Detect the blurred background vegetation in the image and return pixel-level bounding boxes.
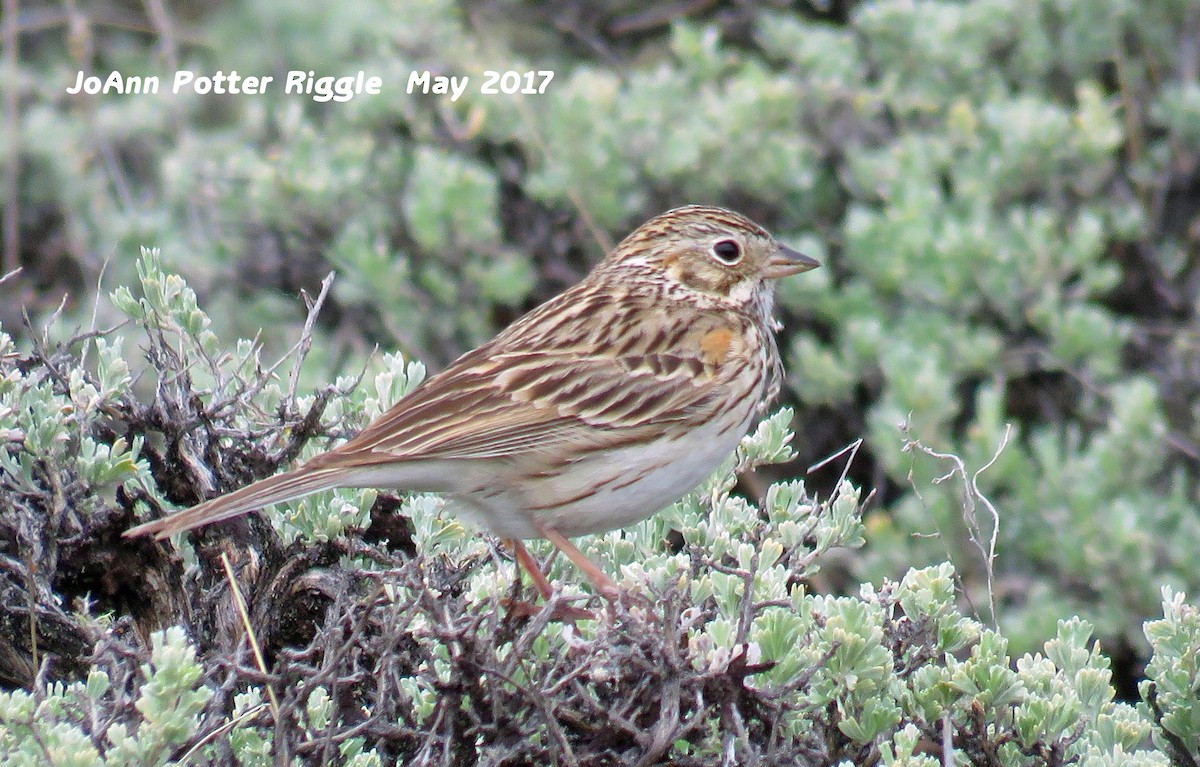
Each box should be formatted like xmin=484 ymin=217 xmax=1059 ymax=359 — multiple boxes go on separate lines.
xmin=3 ymin=0 xmax=1199 ymax=717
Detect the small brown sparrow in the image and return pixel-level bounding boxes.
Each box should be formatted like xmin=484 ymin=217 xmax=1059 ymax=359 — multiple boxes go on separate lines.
xmin=125 ymin=205 xmax=819 ymax=602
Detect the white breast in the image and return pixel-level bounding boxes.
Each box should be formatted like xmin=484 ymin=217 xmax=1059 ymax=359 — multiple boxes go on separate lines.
xmin=454 ymin=409 xmax=754 ymax=539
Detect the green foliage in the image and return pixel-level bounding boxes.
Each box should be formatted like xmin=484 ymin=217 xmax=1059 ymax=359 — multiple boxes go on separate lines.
xmin=5 ymin=0 xmax=1200 ymax=762
xmin=112 ymin=627 xmax=213 ymax=762
xmin=762 ymin=0 xmax=1194 ymax=657
xmin=0 ymin=628 xmax=212 ymax=767
xmin=0 ymin=320 xmax=151 ymax=521
xmin=12 ymin=0 xmax=1198 ymax=649
xmin=0 ymin=255 xmax=1184 ymax=764
xmin=1141 ymin=588 xmax=1200 ymax=763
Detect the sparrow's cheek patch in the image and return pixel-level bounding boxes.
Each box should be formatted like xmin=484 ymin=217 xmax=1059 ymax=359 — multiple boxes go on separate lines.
xmin=666 ymin=256 xmax=718 ymax=293
xmin=664 ymin=259 xmax=689 ymax=286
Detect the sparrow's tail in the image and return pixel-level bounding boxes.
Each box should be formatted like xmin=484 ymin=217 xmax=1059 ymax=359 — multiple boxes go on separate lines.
xmin=123 ymin=465 xmax=346 ymax=540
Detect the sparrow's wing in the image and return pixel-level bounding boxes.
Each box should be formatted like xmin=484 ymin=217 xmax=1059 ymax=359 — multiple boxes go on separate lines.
xmin=333 ymin=353 xmax=705 ymax=462
xmin=321 ymin=290 xmax=757 ymax=466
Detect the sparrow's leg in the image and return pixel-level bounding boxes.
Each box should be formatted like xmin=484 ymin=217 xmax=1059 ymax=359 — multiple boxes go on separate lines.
xmin=504 ymin=538 xmax=595 ymax=621
xmin=506 ymin=538 xmax=555 ymax=600
xmin=537 ymin=525 xmax=620 ymax=602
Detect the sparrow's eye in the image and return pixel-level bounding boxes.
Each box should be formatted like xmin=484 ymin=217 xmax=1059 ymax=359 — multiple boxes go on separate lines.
xmin=710 ymin=239 xmax=742 ymax=264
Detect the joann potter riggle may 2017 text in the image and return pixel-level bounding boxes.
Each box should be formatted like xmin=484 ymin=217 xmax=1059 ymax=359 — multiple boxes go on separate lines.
xmin=66 ymin=70 xmax=383 ymax=102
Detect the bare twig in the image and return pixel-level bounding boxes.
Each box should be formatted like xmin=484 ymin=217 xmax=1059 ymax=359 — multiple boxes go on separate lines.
xmin=608 ymin=0 xmax=719 ymax=35
xmin=808 ymin=436 xmax=864 ymax=506
xmin=2 ymin=0 xmax=19 ymax=274
xmin=286 ymin=271 xmax=335 ymax=404
xmin=143 ymin=0 xmax=179 ymax=72
xmin=464 ymin=8 xmax=612 ymax=255
xmin=901 ymin=419 xmax=1012 ymax=630
xmin=1146 ymin=683 xmax=1200 ymax=767
xmin=177 ymin=703 xmax=269 ymax=766
xmin=942 ymin=711 xmax=955 ymax=767
xmin=220 ymin=552 xmax=281 ymax=724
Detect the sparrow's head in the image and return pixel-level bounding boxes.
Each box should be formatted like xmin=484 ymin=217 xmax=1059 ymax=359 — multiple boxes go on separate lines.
xmin=607 ymin=205 xmax=819 ymax=308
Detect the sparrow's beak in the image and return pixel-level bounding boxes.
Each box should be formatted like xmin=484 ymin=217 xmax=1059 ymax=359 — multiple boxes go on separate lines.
xmin=765 ymin=244 xmax=820 ymax=279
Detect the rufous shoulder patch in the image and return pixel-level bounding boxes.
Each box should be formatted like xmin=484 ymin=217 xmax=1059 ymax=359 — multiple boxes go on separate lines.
xmin=699 ymin=327 xmax=735 ymax=366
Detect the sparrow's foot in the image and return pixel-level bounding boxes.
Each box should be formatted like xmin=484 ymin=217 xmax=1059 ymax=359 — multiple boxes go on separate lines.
xmin=501 ymin=596 xmax=596 ymax=622
xmin=504 ymin=538 xmax=596 ymax=621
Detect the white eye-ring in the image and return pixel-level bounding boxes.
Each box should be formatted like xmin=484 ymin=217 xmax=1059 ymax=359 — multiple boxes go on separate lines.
xmin=710 ymin=239 xmax=742 ymax=264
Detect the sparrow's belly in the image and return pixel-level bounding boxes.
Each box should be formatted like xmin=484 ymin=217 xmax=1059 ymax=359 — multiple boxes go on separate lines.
xmin=457 ymin=411 xmax=753 ymax=540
